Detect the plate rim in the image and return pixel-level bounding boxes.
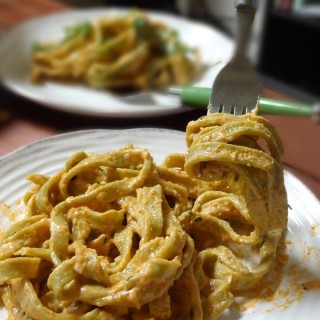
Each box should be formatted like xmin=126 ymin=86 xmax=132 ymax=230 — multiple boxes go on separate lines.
xmin=0 ymin=127 xmax=319 ymax=320
xmin=0 ymin=127 xmax=318 ymax=204
xmin=0 ymin=128 xmax=185 ymax=167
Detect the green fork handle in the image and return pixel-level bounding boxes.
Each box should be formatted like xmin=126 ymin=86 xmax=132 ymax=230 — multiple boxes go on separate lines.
xmin=176 ymin=86 xmax=316 ymax=118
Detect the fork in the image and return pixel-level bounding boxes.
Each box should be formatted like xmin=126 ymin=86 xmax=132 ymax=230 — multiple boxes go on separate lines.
xmin=208 ymin=0 xmax=260 ymax=115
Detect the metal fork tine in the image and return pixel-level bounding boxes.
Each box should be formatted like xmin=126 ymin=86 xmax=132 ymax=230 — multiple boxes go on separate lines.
xmin=222 ymin=105 xmax=233 ymax=114
xmin=207 ymin=0 xmax=260 ymax=116
xmin=234 ymin=106 xmax=245 ymax=115
xmin=210 ymin=105 xmax=222 ymax=113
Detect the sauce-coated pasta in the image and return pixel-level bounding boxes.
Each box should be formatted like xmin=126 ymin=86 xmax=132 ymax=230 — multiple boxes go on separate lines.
xmin=31 ymin=9 xmax=200 ymax=91
xmin=0 ymin=113 xmax=288 ymax=319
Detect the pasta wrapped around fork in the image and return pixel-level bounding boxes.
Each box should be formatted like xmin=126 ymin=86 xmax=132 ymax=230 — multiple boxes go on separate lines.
xmin=182 ymin=113 xmax=287 ymax=318
xmin=0 ymin=114 xmax=287 ymax=319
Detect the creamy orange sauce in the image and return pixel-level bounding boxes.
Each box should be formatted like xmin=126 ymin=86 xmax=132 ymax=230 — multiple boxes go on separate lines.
xmin=301 ymin=280 xmax=320 ymax=291
xmin=0 ymin=200 xmax=25 ymax=241
xmin=311 ymin=223 xmax=320 ymax=237
xmin=233 ymin=234 xmax=320 ymax=314
xmin=0 ymin=200 xmax=14 ymax=221
xmin=233 ymin=236 xmax=289 ymax=312
xmin=0 ymin=200 xmax=13 ymax=237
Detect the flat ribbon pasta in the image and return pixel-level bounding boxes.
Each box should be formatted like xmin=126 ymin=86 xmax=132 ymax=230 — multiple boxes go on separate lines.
xmin=0 ymin=114 xmax=288 ymax=320
xmin=31 ymin=9 xmax=200 ymax=90
xmin=182 ymin=113 xmax=287 ymax=319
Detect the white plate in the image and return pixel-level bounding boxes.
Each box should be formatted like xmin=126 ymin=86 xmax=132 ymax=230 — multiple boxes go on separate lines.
xmin=0 ymin=129 xmax=319 ymax=319
xmin=0 ymin=8 xmax=233 ymax=118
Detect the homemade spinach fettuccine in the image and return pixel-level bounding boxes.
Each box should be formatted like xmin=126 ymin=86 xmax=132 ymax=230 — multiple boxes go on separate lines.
xmin=31 ymin=9 xmax=200 ymax=90
xmin=0 ymin=113 xmax=288 ymax=319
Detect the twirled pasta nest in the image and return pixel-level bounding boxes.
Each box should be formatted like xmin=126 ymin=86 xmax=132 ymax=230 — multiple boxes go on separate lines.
xmin=0 ymin=113 xmax=288 ymax=319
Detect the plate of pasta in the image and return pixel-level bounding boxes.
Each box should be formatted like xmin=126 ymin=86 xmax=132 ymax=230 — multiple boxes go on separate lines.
xmin=0 ymin=7 xmax=233 ymax=118
xmin=0 ymin=113 xmax=319 ymax=320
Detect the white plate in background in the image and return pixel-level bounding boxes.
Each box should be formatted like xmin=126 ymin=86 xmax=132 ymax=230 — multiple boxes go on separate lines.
xmin=0 ymin=128 xmax=319 ymax=319
xmin=0 ymin=8 xmax=233 ymax=118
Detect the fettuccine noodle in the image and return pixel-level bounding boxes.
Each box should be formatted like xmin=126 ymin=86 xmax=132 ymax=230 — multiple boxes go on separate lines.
xmin=31 ymin=9 xmax=200 ymax=90
xmin=0 ymin=113 xmax=287 ymax=319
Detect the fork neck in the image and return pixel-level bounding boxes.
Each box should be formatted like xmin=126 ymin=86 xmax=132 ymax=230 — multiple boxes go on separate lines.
xmin=233 ymin=1 xmax=257 ymax=59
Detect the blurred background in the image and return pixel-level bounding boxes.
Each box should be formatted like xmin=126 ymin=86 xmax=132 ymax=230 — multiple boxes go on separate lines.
xmin=61 ymin=0 xmax=320 ymax=104
xmin=0 ymin=0 xmax=319 ymax=197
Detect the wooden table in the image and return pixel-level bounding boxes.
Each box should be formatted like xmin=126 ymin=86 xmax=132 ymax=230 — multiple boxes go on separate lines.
xmin=0 ymin=0 xmax=319 ymax=199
